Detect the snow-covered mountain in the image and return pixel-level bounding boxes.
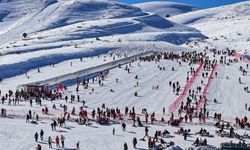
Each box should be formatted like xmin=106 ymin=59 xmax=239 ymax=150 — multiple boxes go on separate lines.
xmin=170 ymin=1 xmax=250 ymax=25
xmin=0 ymin=1 xmax=250 ymax=150
xmin=170 ymin=1 xmax=250 ymax=54
xmin=0 ymin=0 xmax=206 ymax=79
xmin=0 ymin=0 xmax=204 ymax=44
xmin=133 ymin=1 xmax=199 ymax=18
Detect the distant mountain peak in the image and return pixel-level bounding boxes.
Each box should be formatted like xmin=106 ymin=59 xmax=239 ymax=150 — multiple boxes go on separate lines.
xmin=133 ymin=1 xmax=199 ymax=18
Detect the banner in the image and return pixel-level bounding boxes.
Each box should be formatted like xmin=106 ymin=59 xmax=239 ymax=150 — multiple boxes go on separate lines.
xmin=58 ymin=83 xmax=63 ymax=91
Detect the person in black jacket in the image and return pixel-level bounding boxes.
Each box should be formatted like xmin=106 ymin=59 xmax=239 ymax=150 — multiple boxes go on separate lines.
xmin=124 ymin=142 xmax=128 ymax=150
xmin=34 ymin=132 xmax=38 ymax=142
xmin=40 ymin=129 xmax=44 ymax=140
xmin=133 ymin=138 xmax=137 ymax=148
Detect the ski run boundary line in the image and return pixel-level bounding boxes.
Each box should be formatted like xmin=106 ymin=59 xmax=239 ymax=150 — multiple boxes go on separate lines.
xmin=168 ymin=60 xmax=204 ymax=114
xmin=196 ymin=63 xmax=217 ymax=110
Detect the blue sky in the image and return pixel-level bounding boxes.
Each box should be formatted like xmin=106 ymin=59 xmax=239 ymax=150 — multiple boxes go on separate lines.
xmin=117 ymin=0 xmax=247 ymax=8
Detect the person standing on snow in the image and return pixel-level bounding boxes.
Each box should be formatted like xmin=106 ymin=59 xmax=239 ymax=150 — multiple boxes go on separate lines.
xmin=76 ymin=141 xmax=80 ymax=150
xmin=48 ymin=136 xmax=52 ymax=148
xmin=26 ymin=114 xmax=30 ymax=123
xmin=145 ymin=127 xmax=149 ymax=136
xmin=53 ymin=120 xmax=57 ymax=131
xmin=124 ymin=142 xmax=128 ymax=150
xmin=40 ymin=129 xmax=44 ymax=140
xmin=113 ymin=127 xmax=115 ymax=135
xmin=133 ymin=137 xmax=137 ymax=148
xmin=60 ymin=135 xmax=65 ymax=148
xmin=29 ymin=110 xmax=32 ymax=119
xmin=50 ymin=122 xmax=54 ymax=131
xmin=122 ymin=123 xmax=126 ymax=132
xmin=34 ymin=132 xmax=39 ymax=142
xmin=183 ymin=130 xmax=187 ymax=140
xmin=55 ymin=136 xmax=60 ymax=148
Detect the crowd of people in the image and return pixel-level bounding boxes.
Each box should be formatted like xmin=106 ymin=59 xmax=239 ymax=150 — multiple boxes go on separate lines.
xmin=0 ymin=49 xmax=249 ymax=149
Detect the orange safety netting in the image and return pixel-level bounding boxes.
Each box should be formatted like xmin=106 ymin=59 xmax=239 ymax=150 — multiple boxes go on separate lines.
xmin=196 ymin=63 xmax=217 ymax=110
xmin=168 ymin=60 xmax=204 ymax=114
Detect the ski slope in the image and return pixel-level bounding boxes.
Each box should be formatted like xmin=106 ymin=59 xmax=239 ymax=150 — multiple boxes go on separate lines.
xmin=0 ymin=0 xmax=250 ymax=149
xmin=0 ymin=51 xmax=249 ymax=150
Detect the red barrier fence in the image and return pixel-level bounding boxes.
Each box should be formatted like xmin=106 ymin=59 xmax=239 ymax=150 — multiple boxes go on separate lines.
xmin=233 ymin=51 xmax=250 ymax=64
xmin=168 ymin=60 xmax=204 ymax=114
xmin=195 ymin=63 xmax=217 ymax=110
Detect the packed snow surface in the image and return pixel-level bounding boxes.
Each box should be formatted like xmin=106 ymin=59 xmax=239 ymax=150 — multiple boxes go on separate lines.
xmin=0 ymin=0 xmax=250 ymax=150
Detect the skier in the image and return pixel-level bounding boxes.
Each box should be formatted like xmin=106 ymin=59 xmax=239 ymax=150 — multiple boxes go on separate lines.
xmin=34 ymin=132 xmax=39 ymax=142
